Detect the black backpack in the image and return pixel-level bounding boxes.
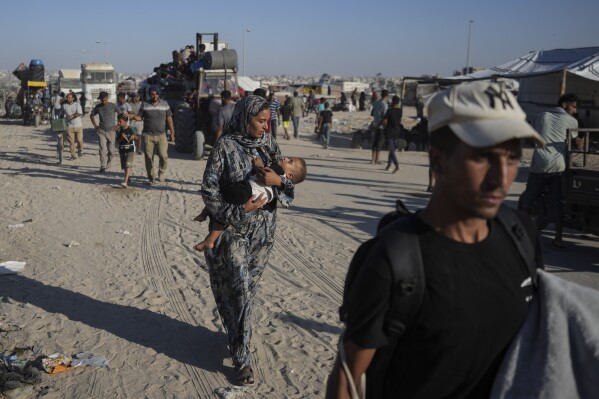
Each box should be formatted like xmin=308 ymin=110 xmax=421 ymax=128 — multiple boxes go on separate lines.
xmin=339 ymin=200 xmax=539 ymax=399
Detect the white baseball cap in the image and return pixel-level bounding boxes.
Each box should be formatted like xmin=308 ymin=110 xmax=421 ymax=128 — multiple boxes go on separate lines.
xmin=427 ymin=82 xmax=545 ymax=147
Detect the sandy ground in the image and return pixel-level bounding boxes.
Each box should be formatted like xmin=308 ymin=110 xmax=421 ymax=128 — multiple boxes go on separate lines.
xmin=1 ymin=109 xmax=599 ymax=399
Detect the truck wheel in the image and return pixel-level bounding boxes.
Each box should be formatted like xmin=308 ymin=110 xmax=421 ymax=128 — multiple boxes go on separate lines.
xmin=194 ymin=131 xmax=205 ymax=160
xmin=174 ymin=102 xmax=196 ymax=153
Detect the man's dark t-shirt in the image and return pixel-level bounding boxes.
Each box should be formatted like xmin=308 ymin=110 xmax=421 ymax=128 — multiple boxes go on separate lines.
xmin=280 ymin=104 xmax=291 ymax=121
xmin=117 ymin=126 xmax=137 ymax=153
xmin=91 ymin=102 xmax=117 ymax=131
xmin=321 ymin=109 xmax=333 ymax=124
xmin=344 ymin=215 xmax=539 ymax=399
xmin=383 ymin=108 xmax=403 ymax=140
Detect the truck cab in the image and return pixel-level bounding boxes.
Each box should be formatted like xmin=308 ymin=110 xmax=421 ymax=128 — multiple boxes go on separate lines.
xmin=58 ymin=69 xmax=82 ymax=98
xmin=81 ymin=63 xmax=117 ymax=112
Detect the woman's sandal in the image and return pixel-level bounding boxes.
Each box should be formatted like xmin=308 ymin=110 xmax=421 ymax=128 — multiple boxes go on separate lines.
xmin=235 ymin=367 xmax=254 ymax=385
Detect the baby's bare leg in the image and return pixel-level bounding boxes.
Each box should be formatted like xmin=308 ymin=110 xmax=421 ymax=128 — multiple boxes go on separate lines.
xmin=194 ymin=222 xmax=225 ymax=252
xmin=193 ymin=207 xmax=209 ymax=222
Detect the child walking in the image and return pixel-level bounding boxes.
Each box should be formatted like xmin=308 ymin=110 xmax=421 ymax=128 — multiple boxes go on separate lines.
xmin=280 ymin=97 xmax=292 ymax=140
xmin=318 ymin=102 xmax=333 ymax=149
xmin=115 ymin=113 xmax=139 ymax=188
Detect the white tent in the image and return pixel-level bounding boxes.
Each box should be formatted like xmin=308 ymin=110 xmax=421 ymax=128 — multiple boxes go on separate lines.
xmin=445 ymin=47 xmax=599 ymax=126
xmin=237 ymin=76 xmax=261 ymax=93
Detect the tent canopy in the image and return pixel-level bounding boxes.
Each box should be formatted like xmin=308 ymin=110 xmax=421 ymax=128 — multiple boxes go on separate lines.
xmin=237 ymin=76 xmax=261 ymax=93
xmin=447 ymin=46 xmax=599 ymax=81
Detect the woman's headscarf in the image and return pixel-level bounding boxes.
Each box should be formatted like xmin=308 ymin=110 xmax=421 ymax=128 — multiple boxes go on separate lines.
xmin=227 ymin=95 xmax=269 ymax=148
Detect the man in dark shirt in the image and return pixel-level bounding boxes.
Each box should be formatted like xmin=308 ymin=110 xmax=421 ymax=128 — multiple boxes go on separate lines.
xmin=318 ymin=102 xmax=333 ymax=149
xmin=381 ymin=95 xmax=403 ymax=173
xmin=216 ymin=90 xmax=235 ymax=140
xmin=90 ymin=91 xmax=118 ymax=173
xmin=130 ymin=86 xmax=175 ymax=184
xmin=327 ymin=82 xmax=546 ymax=399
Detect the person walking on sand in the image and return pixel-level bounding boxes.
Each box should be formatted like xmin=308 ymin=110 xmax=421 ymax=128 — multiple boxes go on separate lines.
xmin=370 ymin=89 xmax=388 ymax=165
xmin=291 ymin=90 xmax=304 ymax=139
xmin=199 ymin=95 xmax=296 ymax=386
xmin=52 ymin=91 xmax=64 ymax=119
xmin=114 ymin=113 xmax=140 ymax=188
xmin=319 ymin=102 xmax=333 ymax=149
xmin=280 ymin=97 xmax=292 ymax=140
xmin=90 ymin=91 xmax=118 ymax=173
xmin=359 ymin=91 xmax=366 ymax=112
xmin=129 ymin=93 xmax=144 ymax=154
xmin=116 ymin=92 xmax=132 ymax=115
xmin=130 ymin=86 xmax=175 ymax=185
xmin=62 ymin=92 xmax=84 ymax=160
xmin=79 ymin=93 xmax=87 ymax=115
xmin=268 ymin=92 xmax=281 ymax=140
xmin=326 ymin=82 xmax=545 ymax=399
xmin=215 ymin=90 xmax=235 ymax=140
xmin=518 ymin=93 xmax=579 ymax=248
xmin=381 ymin=95 xmax=403 ymax=173
xmin=194 ymin=156 xmax=306 ymax=252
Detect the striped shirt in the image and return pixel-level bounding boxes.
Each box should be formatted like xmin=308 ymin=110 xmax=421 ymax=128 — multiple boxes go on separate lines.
xmin=269 ymin=100 xmax=280 ymax=120
xmin=139 ymin=99 xmax=172 ymax=135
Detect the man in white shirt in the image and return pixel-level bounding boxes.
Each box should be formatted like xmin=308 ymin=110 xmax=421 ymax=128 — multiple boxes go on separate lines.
xmin=62 ymin=92 xmax=84 ymax=160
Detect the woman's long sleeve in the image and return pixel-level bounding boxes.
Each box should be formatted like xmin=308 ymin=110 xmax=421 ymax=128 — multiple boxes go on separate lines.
xmin=200 ymin=141 xmax=251 ymax=228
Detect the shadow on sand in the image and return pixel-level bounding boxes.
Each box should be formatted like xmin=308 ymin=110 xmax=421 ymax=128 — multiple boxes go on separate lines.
xmin=1 ymin=275 xmax=228 ymax=371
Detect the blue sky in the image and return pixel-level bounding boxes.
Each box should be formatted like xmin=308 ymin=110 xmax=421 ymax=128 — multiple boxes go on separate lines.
xmin=1 ymin=0 xmax=597 ymax=77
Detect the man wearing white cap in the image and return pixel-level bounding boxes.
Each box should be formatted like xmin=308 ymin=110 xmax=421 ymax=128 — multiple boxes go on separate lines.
xmin=327 ymin=82 xmax=546 ymax=399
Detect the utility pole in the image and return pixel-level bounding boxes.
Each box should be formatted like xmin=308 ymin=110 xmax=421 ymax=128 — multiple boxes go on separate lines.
xmin=243 ymin=29 xmax=250 ymax=76
xmin=465 ymin=19 xmax=474 ymax=75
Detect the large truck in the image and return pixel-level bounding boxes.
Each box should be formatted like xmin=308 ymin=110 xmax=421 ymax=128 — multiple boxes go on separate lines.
xmin=81 ymin=63 xmax=117 ymax=112
xmin=58 ymin=69 xmax=82 ymax=96
xmin=173 ymin=33 xmax=239 ymax=159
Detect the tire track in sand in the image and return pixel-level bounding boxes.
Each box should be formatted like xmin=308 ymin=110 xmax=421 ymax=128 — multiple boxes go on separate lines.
xmin=274 ymin=236 xmax=344 ymax=305
xmin=140 ymin=192 xmax=227 ymax=397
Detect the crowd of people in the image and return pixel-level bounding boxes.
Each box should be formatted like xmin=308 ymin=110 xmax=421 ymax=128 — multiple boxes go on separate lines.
xmin=189 ymin=83 xmax=586 ymax=395
xmin=11 ymin=71 xmax=589 ymax=396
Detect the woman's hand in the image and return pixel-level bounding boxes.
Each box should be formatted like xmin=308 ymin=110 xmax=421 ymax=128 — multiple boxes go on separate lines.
xmin=252 ymin=157 xmax=265 ymax=169
xmin=244 ymin=194 xmax=268 ymax=213
xmin=256 ymin=167 xmax=282 ymax=188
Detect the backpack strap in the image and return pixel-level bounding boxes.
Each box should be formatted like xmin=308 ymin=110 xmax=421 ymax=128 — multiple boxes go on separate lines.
xmin=495 ymin=205 xmax=538 ymax=288
xmin=378 ymin=214 xmax=425 ymax=338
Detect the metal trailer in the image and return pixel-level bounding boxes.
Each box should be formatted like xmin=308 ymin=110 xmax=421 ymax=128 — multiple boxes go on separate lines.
xmin=564 ymin=128 xmax=599 ymax=235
